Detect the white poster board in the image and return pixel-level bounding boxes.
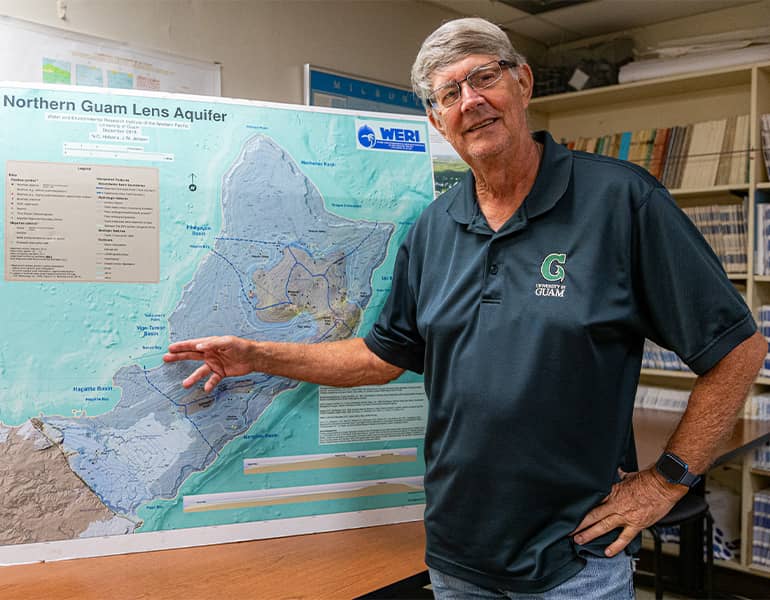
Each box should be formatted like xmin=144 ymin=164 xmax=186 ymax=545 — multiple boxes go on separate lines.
xmin=0 ymin=15 xmax=220 ymax=95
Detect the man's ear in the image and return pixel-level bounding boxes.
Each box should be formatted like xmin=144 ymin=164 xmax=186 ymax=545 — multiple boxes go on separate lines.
xmin=517 ymin=64 xmax=534 ymax=109
xmin=428 ymin=108 xmax=446 ymax=138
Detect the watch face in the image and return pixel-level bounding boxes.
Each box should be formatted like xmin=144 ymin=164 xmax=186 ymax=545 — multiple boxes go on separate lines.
xmin=657 ymin=454 xmax=687 ymax=482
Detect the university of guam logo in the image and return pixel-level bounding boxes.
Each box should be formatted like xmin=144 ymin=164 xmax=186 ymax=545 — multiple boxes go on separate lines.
xmin=535 ymin=253 xmax=567 ymax=297
xmin=540 ymin=253 xmax=566 ymax=282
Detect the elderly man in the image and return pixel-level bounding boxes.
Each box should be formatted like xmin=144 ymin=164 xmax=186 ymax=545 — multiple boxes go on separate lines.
xmin=165 ymin=17 xmax=766 ymax=598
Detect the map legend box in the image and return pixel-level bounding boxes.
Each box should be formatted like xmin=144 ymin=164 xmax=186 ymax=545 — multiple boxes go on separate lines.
xmin=5 ymin=160 xmax=159 ymax=282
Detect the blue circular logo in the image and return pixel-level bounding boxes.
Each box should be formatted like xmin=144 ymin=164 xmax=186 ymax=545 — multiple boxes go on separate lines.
xmin=357 ymin=125 xmax=376 ymax=148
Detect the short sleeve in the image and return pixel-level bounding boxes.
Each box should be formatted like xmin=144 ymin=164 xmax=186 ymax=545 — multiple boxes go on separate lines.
xmin=633 ymin=187 xmax=756 ymax=375
xmin=363 ymin=232 xmax=426 ymax=374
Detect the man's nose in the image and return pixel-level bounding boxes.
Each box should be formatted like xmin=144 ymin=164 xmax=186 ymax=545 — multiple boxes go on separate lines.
xmin=459 ymin=80 xmax=484 ymax=109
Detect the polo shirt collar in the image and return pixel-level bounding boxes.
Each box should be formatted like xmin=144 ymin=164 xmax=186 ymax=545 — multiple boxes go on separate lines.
xmin=446 ymin=130 xmax=573 ymax=233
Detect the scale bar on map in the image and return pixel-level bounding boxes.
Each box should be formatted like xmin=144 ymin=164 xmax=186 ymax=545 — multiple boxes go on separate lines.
xmin=243 ymin=448 xmax=417 ymax=474
xmin=63 ymin=142 xmax=174 ymax=162
xmin=183 ymin=476 xmax=425 ymax=512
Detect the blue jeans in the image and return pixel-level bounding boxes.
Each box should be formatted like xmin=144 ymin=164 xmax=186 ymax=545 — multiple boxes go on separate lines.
xmin=429 ymin=553 xmax=635 ymax=599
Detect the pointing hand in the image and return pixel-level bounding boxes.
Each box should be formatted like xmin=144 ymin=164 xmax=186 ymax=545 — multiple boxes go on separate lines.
xmin=163 ymin=336 xmax=256 ymax=392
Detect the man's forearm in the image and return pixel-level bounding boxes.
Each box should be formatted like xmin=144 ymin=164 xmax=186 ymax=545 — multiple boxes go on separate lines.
xmin=251 ymin=337 xmax=405 ymax=387
xmin=663 ymin=330 xmax=766 ymax=474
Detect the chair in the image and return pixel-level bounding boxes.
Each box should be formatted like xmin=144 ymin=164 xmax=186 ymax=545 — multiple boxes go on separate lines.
xmin=648 ymin=492 xmax=714 ymax=599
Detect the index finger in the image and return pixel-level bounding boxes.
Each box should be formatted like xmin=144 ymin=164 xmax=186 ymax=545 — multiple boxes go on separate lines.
xmin=167 ymin=338 xmax=212 ymax=353
xmin=163 ymin=350 xmax=205 ymax=364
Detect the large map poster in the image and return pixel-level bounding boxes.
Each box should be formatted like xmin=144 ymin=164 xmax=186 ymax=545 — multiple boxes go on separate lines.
xmin=0 ymin=83 xmax=432 ymax=563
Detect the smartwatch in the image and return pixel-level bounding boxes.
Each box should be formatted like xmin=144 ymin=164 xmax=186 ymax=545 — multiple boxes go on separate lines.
xmin=655 ymin=451 xmax=701 ymax=487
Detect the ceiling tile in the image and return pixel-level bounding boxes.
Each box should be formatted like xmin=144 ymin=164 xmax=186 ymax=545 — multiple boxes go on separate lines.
xmin=428 ymin=0 xmax=760 ymax=46
xmin=531 ymin=0 xmax=758 ymax=40
xmin=503 ymin=15 xmax=581 ymax=45
xmin=498 ymin=0 xmax=593 ymax=15
xmin=537 ymin=0 xmax=650 ymax=39
xmin=425 ymin=0 xmax=529 ymax=23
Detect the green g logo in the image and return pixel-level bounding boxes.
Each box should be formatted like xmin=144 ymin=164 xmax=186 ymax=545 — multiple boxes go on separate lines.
xmin=540 ymin=253 xmax=566 ymax=282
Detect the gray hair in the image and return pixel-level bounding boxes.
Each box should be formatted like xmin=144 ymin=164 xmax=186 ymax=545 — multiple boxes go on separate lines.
xmin=411 ymin=18 xmax=527 ymax=107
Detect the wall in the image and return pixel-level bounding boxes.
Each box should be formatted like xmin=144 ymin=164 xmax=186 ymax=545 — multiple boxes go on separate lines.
xmin=0 ymin=0 xmax=504 ymax=104
xmin=624 ymin=0 xmax=770 ymax=54
xmin=2 ymin=1 xmax=765 ymax=106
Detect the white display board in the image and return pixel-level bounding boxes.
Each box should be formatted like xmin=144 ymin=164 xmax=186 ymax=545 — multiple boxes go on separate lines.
xmin=0 ymin=15 xmax=220 ymax=95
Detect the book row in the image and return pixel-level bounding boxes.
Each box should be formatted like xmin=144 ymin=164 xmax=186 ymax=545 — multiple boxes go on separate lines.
xmin=745 ymin=394 xmax=770 ymax=422
xmin=565 ymin=115 xmax=750 ymax=189
xmin=636 ymin=384 xmax=770 ymax=422
xmin=635 ymin=385 xmax=689 ymax=412
xmin=761 ymin=114 xmax=770 ymax=181
xmin=756 ymin=443 xmax=770 ymax=471
xmin=754 ymin=205 xmax=770 ymax=276
xmin=753 ymin=488 xmax=770 ymax=568
xmin=682 ymin=204 xmax=747 ymax=274
xmin=642 ymin=339 xmax=689 ymax=372
xmin=758 ymin=306 xmax=770 ymax=377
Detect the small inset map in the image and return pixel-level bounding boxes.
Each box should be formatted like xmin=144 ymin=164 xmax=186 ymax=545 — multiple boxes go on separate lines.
xmin=107 ymin=70 xmax=133 ymax=89
xmin=42 ymin=58 xmax=71 ymax=84
xmin=76 ymin=64 xmax=104 ymax=87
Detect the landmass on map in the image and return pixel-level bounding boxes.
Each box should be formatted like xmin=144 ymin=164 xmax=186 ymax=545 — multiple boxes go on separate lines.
xmin=251 ymin=245 xmax=360 ymax=337
xmin=0 ymin=134 xmax=394 ymax=544
xmin=0 ymin=421 xmax=134 ymax=544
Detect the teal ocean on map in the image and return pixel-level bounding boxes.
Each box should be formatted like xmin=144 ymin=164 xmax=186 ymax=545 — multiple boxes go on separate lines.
xmin=0 ymin=85 xmax=432 ymax=548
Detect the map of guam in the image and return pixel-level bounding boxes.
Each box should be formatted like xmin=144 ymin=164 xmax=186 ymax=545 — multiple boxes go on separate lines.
xmin=0 ymin=133 xmax=397 ymax=544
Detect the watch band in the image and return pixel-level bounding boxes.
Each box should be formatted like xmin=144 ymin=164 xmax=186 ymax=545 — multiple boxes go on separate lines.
xmin=677 ymin=469 xmax=701 ymax=487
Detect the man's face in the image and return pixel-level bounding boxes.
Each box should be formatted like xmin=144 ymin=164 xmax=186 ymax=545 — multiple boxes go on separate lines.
xmin=427 ymin=53 xmax=533 ymax=164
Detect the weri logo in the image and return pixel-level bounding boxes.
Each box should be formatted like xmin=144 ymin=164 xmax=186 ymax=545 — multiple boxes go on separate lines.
xmin=535 ymin=253 xmax=567 ymax=298
xmin=355 ymin=119 xmax=427 ymax=153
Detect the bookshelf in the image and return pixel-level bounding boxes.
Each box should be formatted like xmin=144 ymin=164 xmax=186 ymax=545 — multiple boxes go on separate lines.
xmin=529 ymin=61 xmax=770 ymax=577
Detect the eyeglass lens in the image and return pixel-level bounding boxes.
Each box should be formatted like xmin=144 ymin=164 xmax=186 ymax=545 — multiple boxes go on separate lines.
xmin=430 ymin=61 xmax=507 ymax=109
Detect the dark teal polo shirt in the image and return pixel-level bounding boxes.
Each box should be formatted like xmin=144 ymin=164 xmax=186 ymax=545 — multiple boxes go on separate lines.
xmin=363 ymin=130 xmax=756 ymax=592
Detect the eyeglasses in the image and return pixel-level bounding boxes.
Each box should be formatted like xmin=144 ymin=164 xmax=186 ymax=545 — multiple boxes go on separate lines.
xmin=426 ymin=60 xmax=517 ymax=111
